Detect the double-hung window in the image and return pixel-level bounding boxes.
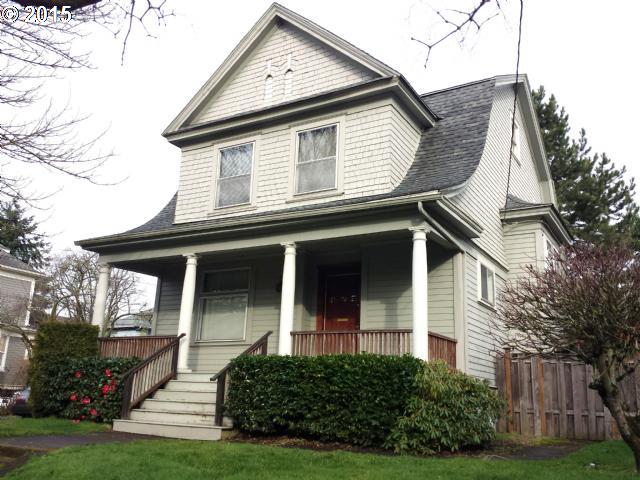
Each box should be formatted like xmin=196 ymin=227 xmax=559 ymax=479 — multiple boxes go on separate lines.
xmin=478 ymin=261 xmax=496 ymax=306
xmin=216 ymin=142 xmax=254 ymax=208
xmin=295 ymin=124 xmax=338 ymax=194
xmin=198 ymin=269 xmax=250 ymax=342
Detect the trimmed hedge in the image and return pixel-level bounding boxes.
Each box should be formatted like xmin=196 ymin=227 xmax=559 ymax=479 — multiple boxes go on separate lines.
xmin=41 ymin=356 xmax=139 ymax=422
xmin=386 ymin=361 xmax=505 ymax=454
xmin=226 ymin=354 xmax=422 ymax=447
xmin=30 ymin=321 xmax=99 ymax=416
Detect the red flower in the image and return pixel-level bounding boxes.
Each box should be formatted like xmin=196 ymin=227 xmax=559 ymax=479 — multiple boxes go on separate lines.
xmin=80 ymin=415 xmax=86 ymax=420
xmin=69 ymin=393 xmax=77 ymax=402
xmin=102 ymin=385 xmax=110 ymax=395
xmin=104 ymin=368 xmax=112 ymax=377
xmin=81 ymin=397 xmax=90 ymax=405
xmin=74 ymin=371 xmax=82 ymax=379
xmin=89 ymin=408 xmax=97 ymax=416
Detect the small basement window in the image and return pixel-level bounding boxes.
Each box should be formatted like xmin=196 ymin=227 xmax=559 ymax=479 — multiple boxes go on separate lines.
xmin=295 ymin=124 xmax=338 ymax=194
xmin=478 ymin=260 xmax=495 ymax=306
xmin=215 ymin=142 xmax=254 ymax=208
xmin=198 ymin=269 xmax=250 ymax=342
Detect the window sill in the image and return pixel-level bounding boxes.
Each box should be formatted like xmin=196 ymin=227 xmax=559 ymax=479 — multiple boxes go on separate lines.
xmin=286 ymin=189 xmax=343 ymax=204
xmin=477 ymin=299 xmax=497 ymax=311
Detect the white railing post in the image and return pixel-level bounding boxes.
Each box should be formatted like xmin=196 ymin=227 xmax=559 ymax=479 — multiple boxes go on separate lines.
xmin=278 ymin=242 xmax=297 ymax=355
xmin=177 ymin=253 xmax=198 ymax=372
xmin=410 ymin=227 xmax=429 ymax=360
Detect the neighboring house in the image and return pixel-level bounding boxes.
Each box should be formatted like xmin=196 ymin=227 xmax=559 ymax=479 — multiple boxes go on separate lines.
xmin=110 ymin=310 xmax=153 ymax=337
xmin=0 ymin=245 xmax=41 ymax=391
xmin=77 ymin=4 xmax=570 ymax=439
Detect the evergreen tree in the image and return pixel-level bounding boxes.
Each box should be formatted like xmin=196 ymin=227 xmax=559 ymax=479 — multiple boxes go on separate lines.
xmin=532 ymin=87 xmax=640 ymax=247
xmin=0 ymin=199 xmax=50 ymax=269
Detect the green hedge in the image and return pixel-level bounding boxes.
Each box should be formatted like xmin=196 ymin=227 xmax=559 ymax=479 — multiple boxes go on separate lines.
xmin=386 ymin=361 xmax=505 ymax=454
xmin=30 ymin=321 xmax=99 ymax=416
xmin=226 ymin=354 xmax=422 ymax=447
xmin=44 ymin=357 xmax=139 ymax=422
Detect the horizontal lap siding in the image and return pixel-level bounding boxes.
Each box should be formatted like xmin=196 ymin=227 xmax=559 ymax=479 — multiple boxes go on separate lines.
xmin=0 ymin=335 xmax=28 ymax=387
xmin=504 ymin=224 xmax=539 ymax=281
xmin=194 ymin=22 xmax=375 ymax=125
xmin=464 ymin=252 xmax=503 ymax=384
xmin=188 ymin=256 xmax=281 ymax=374
xmin=0 ymin=275 xmax=32 ymax=319
xmin=450 ymin=85 xmax=546 ymax=267
xmin=363 ymin=243 xmax=454 ymax=335
xmin=154 ymin=274 xmax=182 ymax=336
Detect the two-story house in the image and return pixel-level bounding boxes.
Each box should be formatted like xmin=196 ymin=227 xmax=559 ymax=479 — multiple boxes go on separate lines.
xmin=77 ymin=3 xmax=570 ymax=439
xmin=0 ymin=245 xmax=40 ymax=392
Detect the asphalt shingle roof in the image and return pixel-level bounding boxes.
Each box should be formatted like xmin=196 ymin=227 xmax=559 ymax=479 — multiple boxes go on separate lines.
xmin=504 ymin=194 xmax=550 ymax=210
xmin=101 ymin=77 xmax=498 ymax=239
xmin=0 ymin=247 xmax=39 ymax=274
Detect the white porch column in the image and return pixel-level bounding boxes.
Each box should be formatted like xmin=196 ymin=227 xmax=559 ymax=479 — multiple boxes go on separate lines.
xmin=91 ymin=263 xmax=111 ymax=334
xmin=177 ymin=253 xmax=198 ymax=372
xmin=411 ymin=228 xmax=429 ymax=360
xmin=278 ymin=242 xmax=297 ymax=355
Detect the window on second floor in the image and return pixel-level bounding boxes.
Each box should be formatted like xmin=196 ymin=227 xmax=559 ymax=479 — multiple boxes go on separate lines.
xmin=295 ymin=124 xmax=338 ymax=195
xmin=215 ymin=142 xmax=254 ymax=208
xmin=478 ymin=260 xmax=496 ymax=307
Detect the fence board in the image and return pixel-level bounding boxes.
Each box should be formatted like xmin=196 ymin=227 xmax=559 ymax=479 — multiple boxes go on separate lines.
xmin=497 ymin=352 xmax=635 ymax=441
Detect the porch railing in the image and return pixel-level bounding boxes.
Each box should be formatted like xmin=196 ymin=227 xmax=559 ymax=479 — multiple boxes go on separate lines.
xmin=99 ymin=335 xmax=178 ymax=359
xmin=290 ymin=329 xmax=457 ymax=368
xmin=210 ymin=330 xmax=273 ymax=427
xmin=119 ymin=333 xmax=185 ymax=419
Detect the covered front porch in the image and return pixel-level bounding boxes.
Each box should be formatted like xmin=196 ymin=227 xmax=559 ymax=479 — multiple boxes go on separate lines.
xmin=89 ymin=203 xmax=470 ymax=374
xmin=94 ymin=233 xmax=463 ymax=372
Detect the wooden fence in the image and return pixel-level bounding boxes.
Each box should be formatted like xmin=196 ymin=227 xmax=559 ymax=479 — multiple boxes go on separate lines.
xmin=496 ymin=350 xmax=639 ymax=440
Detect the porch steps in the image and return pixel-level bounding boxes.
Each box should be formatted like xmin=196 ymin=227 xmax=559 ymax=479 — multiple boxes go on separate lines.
xmin=113 ymin=372 xmax=233 ymax=441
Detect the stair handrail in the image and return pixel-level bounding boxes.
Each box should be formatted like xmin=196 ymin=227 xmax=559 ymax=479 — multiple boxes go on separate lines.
xmin=120 ymin=333 xmax=186 ymax=419
xmin=210 ymin=330 xmax=273 ymax=427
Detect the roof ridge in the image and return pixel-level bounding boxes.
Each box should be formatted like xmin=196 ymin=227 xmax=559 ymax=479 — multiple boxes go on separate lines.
xmin=420 ymin=76 xmax=497 ymax=97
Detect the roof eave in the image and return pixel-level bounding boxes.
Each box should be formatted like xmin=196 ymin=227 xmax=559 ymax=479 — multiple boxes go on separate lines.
xmin=76 ymin=190 xmax=443 ymax=251
xmin=501 ymin=204 xmax=572 ymax=244
xmin=0 ymin=263 xmax=43 ymax=279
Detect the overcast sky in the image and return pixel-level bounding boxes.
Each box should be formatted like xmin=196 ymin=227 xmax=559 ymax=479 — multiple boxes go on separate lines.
xmin=24 ymin=0 xmax=640 ymax=301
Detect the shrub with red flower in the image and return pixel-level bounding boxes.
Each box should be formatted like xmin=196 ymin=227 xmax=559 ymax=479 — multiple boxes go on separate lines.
xmin=53 ymin=357 xmax=139 ymax=423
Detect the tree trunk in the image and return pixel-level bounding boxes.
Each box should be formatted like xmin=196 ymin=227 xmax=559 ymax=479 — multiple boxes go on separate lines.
xmin=595 ymin=355 xmax=640 ymax=473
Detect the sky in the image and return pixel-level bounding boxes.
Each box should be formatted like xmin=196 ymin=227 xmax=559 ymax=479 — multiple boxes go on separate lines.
xmin=18 ymin=0 xmax=640 ymax=303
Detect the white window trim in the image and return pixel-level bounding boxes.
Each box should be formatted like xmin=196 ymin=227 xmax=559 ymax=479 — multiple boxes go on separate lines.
xmin=0 ymin=335 xmax=9 ymax=372
xmin=209 ymin=136 xmax=259 ymax=213
xmin=287 ymin=115 xmax=346 ymax=202
xmin=511 ymin=121 xmax=522 ymax=166
xmin=195 ymin=267 xmax=252 ymax=345
xmin=477 ymin=256 xmax=497 ymax=309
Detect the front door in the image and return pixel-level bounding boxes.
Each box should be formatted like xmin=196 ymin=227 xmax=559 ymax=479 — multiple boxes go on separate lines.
xmin=318 ymin=266 xmax=361 ymax=331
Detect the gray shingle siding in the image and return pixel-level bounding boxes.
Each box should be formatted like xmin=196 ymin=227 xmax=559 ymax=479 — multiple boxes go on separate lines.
xmin=107 ymin=77 xmax=496 ymax=240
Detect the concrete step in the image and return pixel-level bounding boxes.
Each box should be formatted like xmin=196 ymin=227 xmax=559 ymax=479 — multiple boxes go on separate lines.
xmin=142 ymin=398 xmax=215 ymax=414
xmin=153 ymin=389 xmax=214 ymax=403
xmin=176 ymin=372 xmax=215 ymax=383
xmin=164 ymin=380 xmax=216 ymax=393
xmin=113 ymin=419 xmax=233 ymax=441
xmin=130 ymin=408 xmax=214 ymax=426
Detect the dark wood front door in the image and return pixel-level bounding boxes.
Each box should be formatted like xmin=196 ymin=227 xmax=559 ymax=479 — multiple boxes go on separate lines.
xmin=317 ymin=266 xmax=361 ymax=331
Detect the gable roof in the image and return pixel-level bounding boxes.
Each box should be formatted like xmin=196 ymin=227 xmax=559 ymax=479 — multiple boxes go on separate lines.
xmin=78 ymin=77 xmax=497 ymax=247
xmin=0 ymin=246 xmax=40 ymax=277
xmin=164 ymin=3 xmax=410 ymax=136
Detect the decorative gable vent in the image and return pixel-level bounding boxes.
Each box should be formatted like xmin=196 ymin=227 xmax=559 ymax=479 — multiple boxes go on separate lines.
xmin=284 ymin=54 xmax=294 ymax=96
xmin=264 ymin=60 xmax=273 ymax=103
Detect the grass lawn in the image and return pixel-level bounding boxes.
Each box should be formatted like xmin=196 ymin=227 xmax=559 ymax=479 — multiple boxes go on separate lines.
xmin=5 ymin=439 xmax=635 ymax=480
xmin=0 ymin=417 xmax=110 ymax=438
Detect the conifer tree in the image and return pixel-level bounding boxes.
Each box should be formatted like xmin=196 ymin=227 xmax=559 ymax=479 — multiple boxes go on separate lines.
xmin=0 ymin=199 xmax=50 ymax=269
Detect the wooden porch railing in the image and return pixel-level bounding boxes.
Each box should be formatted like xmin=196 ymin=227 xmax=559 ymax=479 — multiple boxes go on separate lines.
xmin=119 ymin=334 xmax=185 ymax=419
xmin=210 ymin=330 xmax=272 ymax=427
xmin=99 ymin=335 xmax=177 ymax=359
xmin=290 ymin=329 xmax=457 ymax=368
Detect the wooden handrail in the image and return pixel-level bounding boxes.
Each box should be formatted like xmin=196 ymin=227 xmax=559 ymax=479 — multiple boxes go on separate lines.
xmin=210 ymin=330 xmax=272 ymax=427
xmin=120 ymin=333 xmax=185 ymax=419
